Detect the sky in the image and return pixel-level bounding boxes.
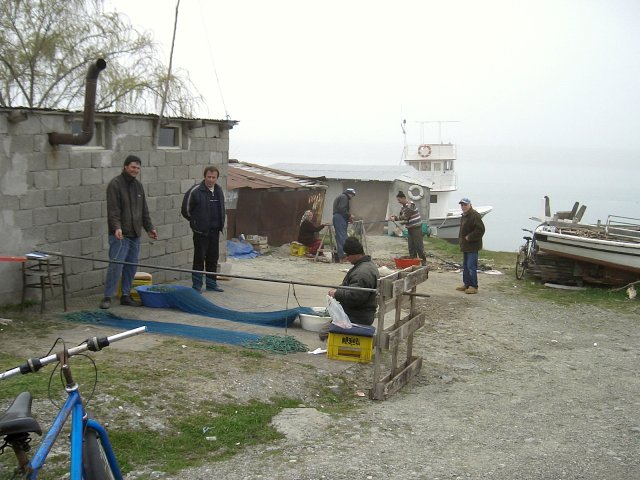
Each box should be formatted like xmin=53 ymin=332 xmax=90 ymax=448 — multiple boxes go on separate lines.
xmin=105 ymin=0 xmax=640 ymax=250
xmin=107 ymin=0 xmax=640 ymax=162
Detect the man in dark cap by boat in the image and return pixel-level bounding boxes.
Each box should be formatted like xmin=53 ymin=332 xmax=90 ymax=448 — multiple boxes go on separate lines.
xmin=457 ymin=198 xmax=485 ymax=294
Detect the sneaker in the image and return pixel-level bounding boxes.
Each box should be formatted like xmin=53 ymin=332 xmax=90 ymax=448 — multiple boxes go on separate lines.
xmin=192 ymin=287 xmax=202 ymax=293
xmin=120 ymin=295 xmax=140 ymax=307
xmin=99 ymin=297 xmax=111 ymax=309
xmin=465 ymin=287 xmax=478 ymax=294
xmin=455 ymin=285 xmax=467 ymax=292
xmin=206 ymin=285 xmax=224 ymax=292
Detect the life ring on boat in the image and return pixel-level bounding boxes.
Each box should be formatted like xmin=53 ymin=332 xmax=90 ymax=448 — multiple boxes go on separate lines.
xmin=407 ymin=184 xmax=424 ymax=201
xmin=418 ymin=144 xmax=432 ymax=158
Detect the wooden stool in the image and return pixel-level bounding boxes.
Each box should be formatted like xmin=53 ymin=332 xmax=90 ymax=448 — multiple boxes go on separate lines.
xmin=21 ymin=253 xmax=67 ymax=313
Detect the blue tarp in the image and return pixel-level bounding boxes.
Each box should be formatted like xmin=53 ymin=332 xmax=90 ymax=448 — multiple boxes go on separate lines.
xmin=227 ymin=239 xmax=260 ymax=259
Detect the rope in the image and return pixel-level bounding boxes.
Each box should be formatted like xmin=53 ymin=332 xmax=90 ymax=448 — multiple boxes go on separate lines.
xmin=38 ymin=250 xmax=377 ymax=294
xmin=155 ymin=0 xmax=181 ymax=145
xmin=196 ymin=0 xmax=230 ymax=119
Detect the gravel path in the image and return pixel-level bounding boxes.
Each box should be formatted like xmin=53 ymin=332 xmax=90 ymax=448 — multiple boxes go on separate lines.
xmin=171 ymin=238 xmax=640 ymax=480
xmin=3 ymin=236 xmax=637 ymax=479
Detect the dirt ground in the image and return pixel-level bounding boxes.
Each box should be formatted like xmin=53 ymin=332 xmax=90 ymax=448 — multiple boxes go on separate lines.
xmin=2 ymin=235 xmax=639 ymax=479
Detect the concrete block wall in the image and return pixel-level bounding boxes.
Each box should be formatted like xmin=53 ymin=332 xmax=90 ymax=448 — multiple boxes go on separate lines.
xmin=0 ymin=109 xmax=232 ymax=305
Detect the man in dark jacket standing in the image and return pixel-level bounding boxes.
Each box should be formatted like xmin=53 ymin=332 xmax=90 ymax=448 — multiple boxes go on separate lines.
xmin=332 ymin=188 xmax=356 ymax=262
xmin=182 ymin=166 xmax=226 ymax=292
xmin=457 ymin=198 xmax=485 ymax=294
xmin=100 ymin=155 xmax=158 ymax=309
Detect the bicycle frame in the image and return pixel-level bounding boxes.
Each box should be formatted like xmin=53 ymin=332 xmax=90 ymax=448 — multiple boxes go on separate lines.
xmin=26 ymin=388 xmax=122 ymax=480
xmin=515 ymin=228 xmax=536 ymax=280
xmin=1 ymin=327 xmax=145 ymax=479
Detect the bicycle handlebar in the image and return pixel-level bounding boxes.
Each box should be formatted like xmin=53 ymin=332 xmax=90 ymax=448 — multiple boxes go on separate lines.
xmin=0 ymin=326 xmax=147 ymax=381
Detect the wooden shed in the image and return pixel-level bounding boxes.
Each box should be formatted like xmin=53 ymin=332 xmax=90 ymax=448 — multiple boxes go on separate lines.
xmin=226 ymin=161 xmax=328 ymax=246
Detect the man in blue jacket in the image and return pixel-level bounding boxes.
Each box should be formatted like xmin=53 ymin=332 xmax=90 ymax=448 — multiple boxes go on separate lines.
xmin=181 ymin=166 xmax=226 ymax=292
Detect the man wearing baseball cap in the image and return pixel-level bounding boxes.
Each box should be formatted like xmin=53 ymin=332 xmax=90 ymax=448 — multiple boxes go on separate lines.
xmin=457 ymin=198 xmax=485 ymax=294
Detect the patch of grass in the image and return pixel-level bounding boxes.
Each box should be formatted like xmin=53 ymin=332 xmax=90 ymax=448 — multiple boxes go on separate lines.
xmin=424 ymin=236 xmax=516 ymax=270
xmin=0 ymin=300 xmax=38 ymax=313
xmin=238 ymin=348 xmax=265 ymax=359
xmin=0 ymin=353 xmax=54 ymax=401
xmin=304 ymin=374 xmax=363 ymax=415
xmin=207 ymin=345 xmax=231 ymax=354
xmin=110 ymin=397 xmax=301 ymax=474
xmin=516 ymin=278 xmax=637 ymax=311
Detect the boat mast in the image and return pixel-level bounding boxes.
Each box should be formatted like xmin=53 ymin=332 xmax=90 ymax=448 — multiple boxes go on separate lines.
xmin=415 ymin=120 xmax=459 ymax=144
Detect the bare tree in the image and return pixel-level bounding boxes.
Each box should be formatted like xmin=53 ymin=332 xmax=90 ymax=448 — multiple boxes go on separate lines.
xmin=0 ymin=0 xmax=202 ymax=117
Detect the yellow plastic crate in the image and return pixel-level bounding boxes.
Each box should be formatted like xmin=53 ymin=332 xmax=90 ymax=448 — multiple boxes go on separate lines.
xmin=117 ymin=271 xmax=152 ymax=301
xmin=290 ymin=242 xmax=308 ymax=257
xmin=327 ymin=332 xmax=374 ymax=363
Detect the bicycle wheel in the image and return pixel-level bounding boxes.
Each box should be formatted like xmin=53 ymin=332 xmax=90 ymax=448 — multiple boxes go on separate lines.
xmin=515 ymin=247 xmax=528 ymax=280
xmin=83 ymin=428 xmax=117 ymax=480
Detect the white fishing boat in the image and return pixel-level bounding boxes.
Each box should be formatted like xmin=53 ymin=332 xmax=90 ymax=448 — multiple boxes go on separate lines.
xmin=527 ymin=199 xmax=640 ymax=285
xmin=401 ymin=120 xmax=492 ymax=243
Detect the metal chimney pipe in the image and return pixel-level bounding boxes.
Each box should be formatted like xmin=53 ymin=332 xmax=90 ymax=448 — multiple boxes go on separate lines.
xmin=48 ymin=58 xmax=107 ymax=145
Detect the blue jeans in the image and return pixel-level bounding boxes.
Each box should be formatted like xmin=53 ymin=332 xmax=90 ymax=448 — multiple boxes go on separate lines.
xmin=462 ymin=251 xmax=479 ymax=289
xmin=333 ymin=214 xmax=348 ymax=259
xmin=104 ymin=236 xmax=140 ymax=298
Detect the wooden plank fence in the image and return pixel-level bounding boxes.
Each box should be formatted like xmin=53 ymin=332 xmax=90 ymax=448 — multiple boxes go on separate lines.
xmin=370 ymin=265 xmax=428 ymax=400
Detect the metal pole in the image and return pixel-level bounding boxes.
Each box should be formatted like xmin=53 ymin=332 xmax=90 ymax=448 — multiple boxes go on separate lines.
xmin=39 ymin=251 xmax=377 ymax=294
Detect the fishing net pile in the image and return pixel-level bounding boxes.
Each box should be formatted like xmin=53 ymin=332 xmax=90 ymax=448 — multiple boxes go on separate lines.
xmin=160 ymin=287 xmax=313 ymax=327
xmin=243 ymin=335 xmax=308 ymax=354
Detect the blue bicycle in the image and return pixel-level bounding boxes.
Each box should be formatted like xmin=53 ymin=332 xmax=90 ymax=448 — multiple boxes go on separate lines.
xmin=0 ymin=326 xmax=146 ymax=479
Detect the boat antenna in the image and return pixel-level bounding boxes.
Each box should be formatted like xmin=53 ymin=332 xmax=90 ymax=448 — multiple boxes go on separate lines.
xmin=399 ymin=119 xmax=408 ymax=165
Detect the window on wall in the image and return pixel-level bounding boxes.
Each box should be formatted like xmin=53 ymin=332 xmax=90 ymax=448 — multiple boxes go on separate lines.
xmin=430 ymin=194 xmax=438 ymax=203
xmin=158 ymin=125 xmax=182 ymax=148
xmin=71 ymin=120 xmax=105 ymax=148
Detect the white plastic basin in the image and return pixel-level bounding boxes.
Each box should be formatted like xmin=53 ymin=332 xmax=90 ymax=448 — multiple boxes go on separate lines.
xmin=298 ymin=307 xmax=330 ymax=332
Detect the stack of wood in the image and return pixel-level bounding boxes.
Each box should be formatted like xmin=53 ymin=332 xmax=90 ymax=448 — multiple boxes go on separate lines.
xmin=245 ymin=235 xmax=269 ymax=254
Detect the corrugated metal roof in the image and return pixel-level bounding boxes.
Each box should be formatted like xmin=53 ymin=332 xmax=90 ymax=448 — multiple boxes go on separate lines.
xmin=269 ymin=163 xmax=434 ymax=186
xmin=227 ymin=161 xmax=327 ymax=190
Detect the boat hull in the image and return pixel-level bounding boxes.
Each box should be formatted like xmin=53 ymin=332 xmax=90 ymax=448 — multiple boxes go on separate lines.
xmin=534 ymin=228 xmax=640 ymax=275
xmin=429 ymin=206 xmax=493 ymax=243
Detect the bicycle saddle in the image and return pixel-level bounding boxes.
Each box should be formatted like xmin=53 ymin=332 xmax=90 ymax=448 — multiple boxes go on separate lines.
xmin=0 ymin=392 xmax=43 ymax=436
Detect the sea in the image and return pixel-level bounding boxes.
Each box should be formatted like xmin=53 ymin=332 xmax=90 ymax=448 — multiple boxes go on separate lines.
xmin=456 ymin=145 xmax=639 ymax=252
xmin=240 ymin=140 xmax=638 ymax=253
